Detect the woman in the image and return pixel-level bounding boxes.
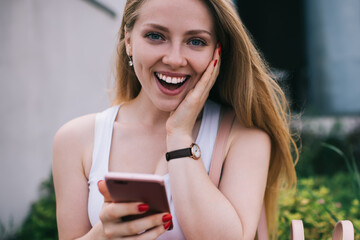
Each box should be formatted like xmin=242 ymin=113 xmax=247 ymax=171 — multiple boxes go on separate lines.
xmin=53 ymin=0 xmax=297 ymax=239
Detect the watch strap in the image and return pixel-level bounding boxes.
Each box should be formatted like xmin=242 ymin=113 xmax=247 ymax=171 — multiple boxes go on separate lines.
xmin=166 ymin=148 xmax=192 ymax=161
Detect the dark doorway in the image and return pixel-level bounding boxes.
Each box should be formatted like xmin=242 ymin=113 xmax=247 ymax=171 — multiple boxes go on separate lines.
xmin=235 ymin=0 xmax=306 ymax=111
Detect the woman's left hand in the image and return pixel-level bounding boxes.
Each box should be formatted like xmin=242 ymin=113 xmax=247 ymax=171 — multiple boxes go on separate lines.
xmin=166 ymin=44 xmax=221 ymax=144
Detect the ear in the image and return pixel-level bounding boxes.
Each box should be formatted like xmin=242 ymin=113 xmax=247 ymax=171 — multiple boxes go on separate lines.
xmin=124 ymin=27 xmax=132 ymax=56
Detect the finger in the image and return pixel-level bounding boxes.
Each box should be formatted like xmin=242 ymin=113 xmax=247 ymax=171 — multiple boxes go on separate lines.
xmin=100 ymin=202 xmax=149 ymax=222
xmin=182 ymin=43 xmax=221 ymax=107
xmin=195 ymin=43 xmax=221 ymax=94
xmin=98 ymin=180 xmax=112 ymax=202
xmin=213 ymin=41 xmax=221 ymax=59
xmin=105 ymin=212 xmax=171 ymax=238
xmin=191 ymin=58 xmax=217 ymax=102
xmin=204 ymin=44 xmax=221 ymax=91
xmin=132 ymin=222 xmax=170 ymax=240
xmin=204 ymin=58 xmax=219 ymax=94
xmin=207 ymin=58 xmax=220 ymax=93
xmin=122 ymin=212 xmax=171 ymax=237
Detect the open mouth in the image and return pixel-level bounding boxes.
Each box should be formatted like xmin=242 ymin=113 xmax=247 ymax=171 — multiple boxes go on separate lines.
xmin=155 ymin=72 xmax=190 ymax=91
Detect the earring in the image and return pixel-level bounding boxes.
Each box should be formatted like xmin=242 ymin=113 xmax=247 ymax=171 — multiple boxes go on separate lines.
xmin=128 ymin=56 xmax=133 ymax=67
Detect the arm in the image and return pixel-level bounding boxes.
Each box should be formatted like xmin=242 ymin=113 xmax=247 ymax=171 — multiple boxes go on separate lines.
xmin=167 ymin=125 xmax=270 ymax=239
xmin=219 ymin=125 xmax=271 ymax=238
xmin=52 ymin=114 xmax=105 ymax=240
xmin=165 ymin=46 xmax=270 ymax=239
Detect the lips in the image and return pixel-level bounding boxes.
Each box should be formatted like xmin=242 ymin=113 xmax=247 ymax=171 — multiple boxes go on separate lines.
xmin=154 ymin=72 xmax=190 ymax=91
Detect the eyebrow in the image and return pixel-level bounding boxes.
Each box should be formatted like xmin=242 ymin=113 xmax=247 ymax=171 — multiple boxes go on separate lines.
xmin=143 ymin=23 xmax=212 ymax=36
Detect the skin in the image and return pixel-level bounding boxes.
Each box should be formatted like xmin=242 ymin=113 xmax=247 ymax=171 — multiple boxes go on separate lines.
xmin=52 ymin=0 xmax=271 ymax=239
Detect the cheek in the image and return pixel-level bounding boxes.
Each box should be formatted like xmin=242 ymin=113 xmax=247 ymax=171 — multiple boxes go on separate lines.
xmin=133 ymin=47 xmax=157 ymax=68
xmin=132 ymin=47 xmax=160 ymax=83
xmin=189 ymin=51 xmax=214 ymax=76
xmin=131 ymin=36 xmax=160 ymax=70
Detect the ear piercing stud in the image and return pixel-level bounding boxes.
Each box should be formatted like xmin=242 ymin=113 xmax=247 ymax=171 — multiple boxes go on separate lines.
xmin=128 ymin=56 xmax=133 ymax=67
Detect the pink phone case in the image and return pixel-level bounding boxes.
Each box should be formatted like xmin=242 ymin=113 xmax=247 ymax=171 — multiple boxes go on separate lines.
xmin=105 ymin=172 xmax=173 ymax=230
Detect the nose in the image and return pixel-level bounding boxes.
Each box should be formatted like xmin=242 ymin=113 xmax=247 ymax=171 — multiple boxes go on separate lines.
xmin=162 ymin=43 xmax=187 ymax=69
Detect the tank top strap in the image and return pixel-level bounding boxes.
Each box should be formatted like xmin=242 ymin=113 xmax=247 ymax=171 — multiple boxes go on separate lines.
xmin=89 ymin=105 xmax=120 ymax=183
xmin=88 ymin=105 xmax=120 ymax=227
xmin=196 ymin=99 xmax=221 ymax=173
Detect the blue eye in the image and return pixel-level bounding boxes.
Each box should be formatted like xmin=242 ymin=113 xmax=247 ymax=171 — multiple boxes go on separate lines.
xmin=189 ymin=39 xmax=206 ymax=46
xmin=145 ymin=32 xmax=164 ymax=41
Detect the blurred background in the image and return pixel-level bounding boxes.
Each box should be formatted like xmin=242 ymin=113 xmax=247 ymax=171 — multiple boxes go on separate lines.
xmin=0 ymin=0 xmax=359 ymax=239
xmin=0 ymin=0 xmax=126 ymax=236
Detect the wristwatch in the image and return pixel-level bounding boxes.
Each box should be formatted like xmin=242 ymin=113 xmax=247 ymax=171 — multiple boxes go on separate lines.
xmin=165 ymin=143 xmax=201 ymax=161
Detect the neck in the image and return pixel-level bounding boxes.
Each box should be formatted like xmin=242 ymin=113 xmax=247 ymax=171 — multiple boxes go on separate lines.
xmin=119 ymin=91 xmax=171 ymax=128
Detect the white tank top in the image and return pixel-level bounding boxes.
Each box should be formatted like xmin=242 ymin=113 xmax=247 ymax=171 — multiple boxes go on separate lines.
xmin=88 ymin=100 xmax=221 ymax=239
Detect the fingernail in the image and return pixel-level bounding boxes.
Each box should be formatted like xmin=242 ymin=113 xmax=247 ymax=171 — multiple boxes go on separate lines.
xmin=214 ymin=59 xmax=218 ymax=67
xmin=218 ymin=44 xmax=222 ymax=55
xmin=138 ymin=203 xmax=149 ymax=212
xmin=97 ymin=180 xmax=103 ymax=188
xmin=162 ymin=214 xmax=172 ymax=222
xmin=163 ymin=221 xmax=171 ymax=230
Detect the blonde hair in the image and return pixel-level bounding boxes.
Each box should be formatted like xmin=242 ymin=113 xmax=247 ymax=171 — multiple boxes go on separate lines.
xmin=112 ymin=0 xmax=298 ymax=238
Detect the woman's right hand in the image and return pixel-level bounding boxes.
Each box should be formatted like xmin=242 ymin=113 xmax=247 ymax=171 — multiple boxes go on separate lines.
xmin=97 ymin=180 xmax=172 ymax=240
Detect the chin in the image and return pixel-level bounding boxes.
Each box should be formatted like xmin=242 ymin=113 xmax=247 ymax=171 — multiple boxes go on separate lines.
xmin=155 ymin=99 xmax=183 ymax=113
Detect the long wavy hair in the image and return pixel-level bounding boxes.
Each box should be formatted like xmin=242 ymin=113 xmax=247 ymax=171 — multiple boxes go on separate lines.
xmin=112 ymin=0 xmax=298 ymax=238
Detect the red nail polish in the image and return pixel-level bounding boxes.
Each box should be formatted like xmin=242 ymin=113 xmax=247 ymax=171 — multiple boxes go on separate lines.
xmin=97 ymin=180 xmax=103 ymax=188
xmin=162 ymin=214 xmax=172 ymax=222
xmin=138 ymin=203 xmax=149 ymax=212
xmin=218 ymin=44 xmax=222 ymax=55
xmin=214 ymin=59 xmax=218 ymax=67
xmin=163 ymin=221 xmax=171 ymax=230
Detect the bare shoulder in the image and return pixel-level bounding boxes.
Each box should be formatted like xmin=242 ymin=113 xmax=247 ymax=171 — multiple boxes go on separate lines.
xmin=220 ymin=118 xmax=271 ymax=203
xmin=54 ymin=114 xmax=97 ymax=152
xmin=53 ymin=114 xmax=97 ymax=177
xmin=226 ymin=119 xmax=271 ymax=165
xmin=231 ymin=120 xmax=270 ymax=143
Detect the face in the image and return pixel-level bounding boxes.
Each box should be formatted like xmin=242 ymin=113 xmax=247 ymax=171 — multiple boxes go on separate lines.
xmin=125 ymin=0 xmax=217 ymax=112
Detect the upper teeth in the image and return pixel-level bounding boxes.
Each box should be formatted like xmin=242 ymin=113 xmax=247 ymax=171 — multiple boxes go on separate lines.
xmin=156 ymin=73 xmax=187 ymax=84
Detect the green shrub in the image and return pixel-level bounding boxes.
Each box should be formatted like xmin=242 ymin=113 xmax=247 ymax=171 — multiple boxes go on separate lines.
xmin=295 ymin=122 xmax=360 ymax=178
xmin=7 ymin=175 xmax=58 ymax=240
xmin=278 ymin=173 xmax=360 ymax=239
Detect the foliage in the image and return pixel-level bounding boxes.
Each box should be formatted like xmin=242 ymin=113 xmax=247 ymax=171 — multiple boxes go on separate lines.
xmin=280 ymin=124 xmax=360 ymax=239
xmin=278 ymin=173 xmax=360 ymax=239
xmin=0 ymin=218 xmax=16 ymax=240
xmin=3 ymin=175 xmax=58 ymax=240
xmin=322 ymin=143 xmax=360 ymax=201
xmin=295 ymin=121 xmax=360 ymax=178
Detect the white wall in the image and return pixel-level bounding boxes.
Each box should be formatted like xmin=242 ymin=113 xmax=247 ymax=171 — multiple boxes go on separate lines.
xmin=0 ymin=0 xmax=125 ymax=231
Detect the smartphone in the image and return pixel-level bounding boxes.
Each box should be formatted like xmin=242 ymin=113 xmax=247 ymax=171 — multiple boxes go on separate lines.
xmin=105 ymin=172 xmax=173 ymax=229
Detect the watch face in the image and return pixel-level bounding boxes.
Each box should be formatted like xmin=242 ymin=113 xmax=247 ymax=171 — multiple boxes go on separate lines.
xmin=192 ymin=144 xmax=201 ymax=159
